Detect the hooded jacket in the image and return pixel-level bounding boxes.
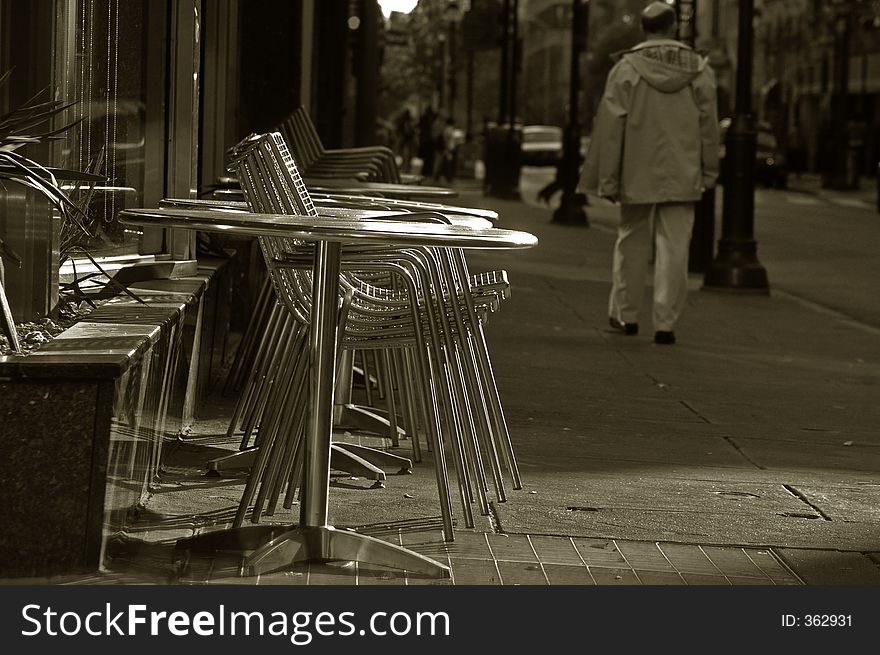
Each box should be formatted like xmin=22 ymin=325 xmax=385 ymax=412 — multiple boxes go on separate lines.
xmin=578 ymin=39 xmax=720 ymax=204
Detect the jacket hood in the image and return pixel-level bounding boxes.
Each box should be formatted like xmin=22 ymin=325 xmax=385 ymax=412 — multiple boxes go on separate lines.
xmin=621 ymin=39 xmax=705 ymax=93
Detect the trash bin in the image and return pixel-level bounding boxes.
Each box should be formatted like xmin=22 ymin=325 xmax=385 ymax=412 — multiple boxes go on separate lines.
xmin=483 ymin=123 xmax=522 ymax=199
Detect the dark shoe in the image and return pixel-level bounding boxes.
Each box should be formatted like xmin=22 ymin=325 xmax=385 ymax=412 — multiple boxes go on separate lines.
xmin=609 ymin=317 xmax=638 ymax=336
xmin=654 ymin=330 xmax=676 ymax=345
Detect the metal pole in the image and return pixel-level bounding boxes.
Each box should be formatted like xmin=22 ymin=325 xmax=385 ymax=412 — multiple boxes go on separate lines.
xmin=488 ymin=0 xmax=521 ymax=199
xmin=466 ymin=49 xmax=474 ymax=138
xmin=552 ymin=0 xmax=588 ymax=225
xmin=677 ymin=0 xmax=715 ymax=272
xmin=301 ymin=240 xmax=342 ymax=527
xmin=703 ymin=0 xmax=769 ymax=292
xmin=440 ymin=33 xmax=448 ymax=111
xmin=498 ymin=0 xmax=511 ymax=124
xmin=449 ymin=20 xmax=457 ymax=122
xmin=509 ymin=0 xmax=519 ymax=130
xmin=823 ymin=12 xmax=851 ymax=190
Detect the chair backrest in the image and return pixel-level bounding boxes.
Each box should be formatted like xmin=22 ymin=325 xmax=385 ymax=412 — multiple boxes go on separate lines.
xmin=290 ymin=106 xmax=327 ymax=159
xmin=226 ymin=132 xmax=319 ymax=323
xmin=276 ymin=108 xmax=321 ymax=169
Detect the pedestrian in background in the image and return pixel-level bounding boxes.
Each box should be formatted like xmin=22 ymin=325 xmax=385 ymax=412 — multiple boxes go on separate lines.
xmin=436 ymin=116 xmax=458 ymax=184
xmin=395 ymin=107 xmax=416 ymax=173
xmin=578 ymin=1 xmax=720 ymax=345
xmin=418 ymin=106 xmax=438 ymax=178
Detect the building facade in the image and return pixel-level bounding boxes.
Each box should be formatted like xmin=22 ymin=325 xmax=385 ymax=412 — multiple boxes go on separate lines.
xmin=698 ymin=0 xmax=880 ymax=177
xmin=515 ymin=0 xmax=879 ymax=177
xmin=0 ymin=0 xmax=383 ymax=258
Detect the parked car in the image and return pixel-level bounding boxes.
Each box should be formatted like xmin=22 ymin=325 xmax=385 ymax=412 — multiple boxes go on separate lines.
xmin=520 ymin=124 xmax=563 ymax=167
xmin=719 ymin=118 xmax=788 ymax=188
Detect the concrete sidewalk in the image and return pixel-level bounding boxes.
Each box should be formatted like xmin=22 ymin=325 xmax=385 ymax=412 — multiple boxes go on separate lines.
xmin=30 ymin=180 xmax=878 ymax=586
xmin=786 ymin=172 xmax=878 ymax=206
xmin=453 ymin=181 xmax=880 ymax=583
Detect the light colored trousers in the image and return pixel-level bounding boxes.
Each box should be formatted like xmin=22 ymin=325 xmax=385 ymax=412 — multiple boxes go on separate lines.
xmin=608 ymin=202 xmax=694 ymax=332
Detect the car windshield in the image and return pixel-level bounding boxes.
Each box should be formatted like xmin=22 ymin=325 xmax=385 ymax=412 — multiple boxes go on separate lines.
xmin=523 ymin=128 xmax=561 ymax=143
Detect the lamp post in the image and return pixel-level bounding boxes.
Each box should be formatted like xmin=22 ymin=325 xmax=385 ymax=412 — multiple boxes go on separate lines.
xmin=443 ymin=1 xmax=464 ymax=121
xmin=552 ymin=0 xmax=589 ymax=226
xmin=703 ymin=0 xmax=769 ymax=292
xmin=499 ymin=0 xmax=512 ymax=125
xmin=823 ymin=3 xmax=853 ymax=190
xmin=437 ymin=31 xmax=447 ymax=110
xmin=485 ymin=0 xmax=521 ymax=198
xmin=673 ymin=0 xmax=714 ymax=273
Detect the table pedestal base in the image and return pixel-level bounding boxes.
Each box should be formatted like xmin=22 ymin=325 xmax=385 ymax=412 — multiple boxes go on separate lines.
xmin=177 ymin=524 xmax=450 ymax=578
xmin=206 ymin=443 xmax=410 ymax=481
xmin=336 ymin=404 xmax=405 ymax=445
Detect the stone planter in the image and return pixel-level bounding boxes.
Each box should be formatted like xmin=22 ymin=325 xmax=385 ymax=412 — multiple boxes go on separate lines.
xmin=0 ymin=259 xmax=231 ymax=578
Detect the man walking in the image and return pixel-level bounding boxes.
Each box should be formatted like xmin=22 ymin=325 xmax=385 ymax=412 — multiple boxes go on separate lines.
xmin=579 ymin=1 xmax=719 ymax=344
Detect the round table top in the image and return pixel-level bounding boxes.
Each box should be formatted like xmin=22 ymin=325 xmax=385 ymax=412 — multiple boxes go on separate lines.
xmin=120 ymin=208 xmax=538 ymax=250
xmin=302 ymin=178 xmax=458 ymax=199
xmin=159 ymin=198 xmax=495 ymax=230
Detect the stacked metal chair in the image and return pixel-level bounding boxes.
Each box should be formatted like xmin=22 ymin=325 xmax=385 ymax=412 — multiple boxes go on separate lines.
xmin=219 ymin=132 xmax=521 ymax=540
xmin=278 ymin=106 xmax=406 ymax=183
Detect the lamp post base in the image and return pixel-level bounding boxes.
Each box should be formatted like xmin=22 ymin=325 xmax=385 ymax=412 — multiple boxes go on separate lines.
xmin=703 ymin=239 xmax=769 ymax=292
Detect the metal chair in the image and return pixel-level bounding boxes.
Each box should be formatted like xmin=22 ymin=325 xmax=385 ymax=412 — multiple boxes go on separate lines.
xmin=278 ymin=106 xmax=405 ymax=183
xmin=222 ymin=132 xmax=523 ymax=535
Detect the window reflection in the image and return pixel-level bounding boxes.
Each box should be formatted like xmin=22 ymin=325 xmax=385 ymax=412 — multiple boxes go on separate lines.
xmin=54 ymin=0 xmax=150 ymax=252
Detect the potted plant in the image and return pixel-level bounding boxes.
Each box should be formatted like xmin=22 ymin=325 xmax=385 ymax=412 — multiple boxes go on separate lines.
xmin=0 ymin=68 xmax=104 ymax=352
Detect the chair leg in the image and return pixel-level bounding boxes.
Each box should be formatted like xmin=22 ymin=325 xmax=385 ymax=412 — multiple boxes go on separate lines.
xmin=224 ymin=275 xmax=272 ymax=394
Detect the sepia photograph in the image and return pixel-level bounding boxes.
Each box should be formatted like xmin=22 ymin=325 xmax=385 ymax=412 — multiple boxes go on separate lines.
xmin=1 ymin=0 xmax=878 ymax=648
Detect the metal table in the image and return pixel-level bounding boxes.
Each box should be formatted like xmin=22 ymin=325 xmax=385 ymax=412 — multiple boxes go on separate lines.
xmin=119 ymin=207 xmax=537 ymax=578
xmin=301 ymin=178 xmax=458 ymax=199
xmin=212 ymin=179 xmax=458 ymax=201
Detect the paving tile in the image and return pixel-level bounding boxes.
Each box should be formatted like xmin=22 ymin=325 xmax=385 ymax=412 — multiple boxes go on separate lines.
xmin=725 ymin=576 xmax=772 ymax=585
xmin=589 ymin=567 xmax=641 ymax=585
xmin=572 ymin=538 xmax=627 ymax=567
xmin=657 ymin=543 xmax=721 ymax=575
xmin=303 ymin=562 xmax=359 ymax=585
xmin=543 ymin=563 xmax=595 ymax=585
xmin=744 ymin=549 xmax=802 ymax=583
xmin=529 ymin=535 xmax=584 ymax=566
xmin=257 ymin=570 xmax=309 ymax=585
xmin=405 ymin=576 xmax=454 ymax=586
xmin=206 ymin=575 xmax=258 ymax=585
xmin=355 ymin=563 xmax=409 ymax=585
xmin=486 ymin=533 xmax=538 ymax=562
xmin=399 ymin=529 xmax=447 ymax=547
xmin=680 ymin=573 xmax=732 ymax=585
xmin=450 ymin=558 xmax=501 ymax=585
xmin=702 ymin=546 xmax=774 ymax=579
xmin=615 ymin=541 xmax=676 ymax=572
xmin=403 ymin=539 xmax=455 ymax=560
xmin=443 ymin=531 xmax=493 ymax=560
xmin=634 ymin=570 xmax=685 ymax=585
xmin=496 ymin=560 xmax=547 ymax=585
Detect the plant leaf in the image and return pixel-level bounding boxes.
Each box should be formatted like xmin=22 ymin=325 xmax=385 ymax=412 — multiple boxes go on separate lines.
xmin=76 ymin=249 xmax=147 ymax=305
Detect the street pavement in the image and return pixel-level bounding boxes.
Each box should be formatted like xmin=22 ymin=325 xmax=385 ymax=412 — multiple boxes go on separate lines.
xmin=449 ymin=174 xmax=880 ymax=583
xmin=39 ymin=173 xmax=879 ymax=586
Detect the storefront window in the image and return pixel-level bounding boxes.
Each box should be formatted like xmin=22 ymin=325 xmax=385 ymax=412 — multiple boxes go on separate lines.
xmin=52 ymin=0 xmax=154 ymax=253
